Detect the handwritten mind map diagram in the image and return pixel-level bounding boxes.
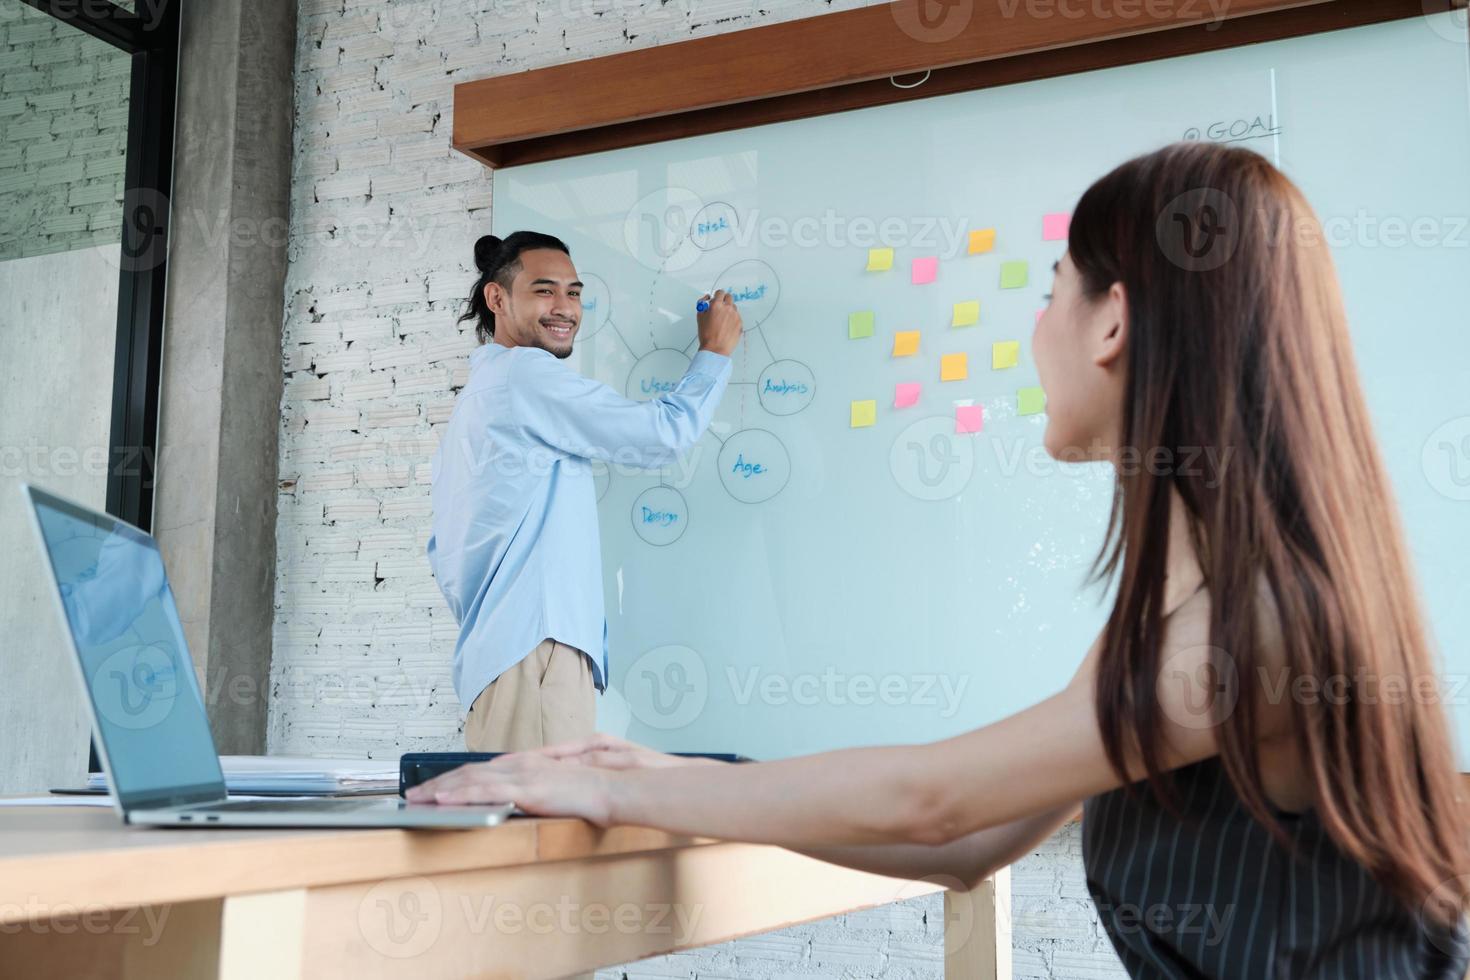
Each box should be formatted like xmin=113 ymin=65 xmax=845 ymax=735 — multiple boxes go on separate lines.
xmin=584 ymin=192 xmax=1075 ymax=545
xmin=609 ymin=195 xmax=809 ymax=546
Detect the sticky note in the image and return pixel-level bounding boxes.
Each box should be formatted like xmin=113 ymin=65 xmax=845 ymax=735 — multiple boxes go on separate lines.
xmin=992 ymin=340 xmax=1020 ymax=369
xmin=951 ymin=301 xmax=980 ymax=327
xmin=1035 ymin=309 xmax=1045 ymax=326
xmin=894 ymin=383 xmax=921 ymax=408
xmin=1018 ymin=386 xmax=1046 ymax=415
xmin=940 ymin=352 xmax=968 ymax=382
xmin=968 ymin=228 xmax=996 ymax=254
xmin=1000 ymin=261 xmax=1028 ymax=289
xmin=866 ymin=247 xmax=894 ymax=271
xmin=850 ymin=399 xmax=877 ymax=428
xmin=911 ymin=256 xmax=938 ymax=284
xmin=892 ymin=330 xmax=920 ymax=357
xmin=955 ymin=405 xmax=984 ymax=434
xmin=1042 ymin=212 xmax=1071 ymax=241
xmin=848 ymin=311 xmax=874 ymax=339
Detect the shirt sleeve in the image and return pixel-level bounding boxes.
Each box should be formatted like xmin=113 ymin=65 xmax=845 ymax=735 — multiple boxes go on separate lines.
xmin=507 ymin=347 xmax=732 ymax=467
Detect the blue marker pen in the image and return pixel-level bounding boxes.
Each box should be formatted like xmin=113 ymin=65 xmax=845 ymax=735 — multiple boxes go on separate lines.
xmin=696 ymin=298 xmax=711 ymax=313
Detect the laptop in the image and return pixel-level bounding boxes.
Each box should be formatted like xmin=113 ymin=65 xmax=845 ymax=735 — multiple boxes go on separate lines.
xmin=20 ymin=482 xmax=514 ymax=829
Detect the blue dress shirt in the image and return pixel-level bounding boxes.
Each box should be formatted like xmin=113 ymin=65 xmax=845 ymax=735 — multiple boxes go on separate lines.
xmin=428 ymin=342 xmax=732 ymax=712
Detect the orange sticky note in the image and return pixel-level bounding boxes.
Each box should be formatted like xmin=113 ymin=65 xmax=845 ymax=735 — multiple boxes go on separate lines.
xmin=968 ymin=228 xmax=996 ymax=254
xmin=894 ymin=383 xmax=921 ymax=408
xmin=955 ymin=405 xmax=984 ymax=434
xmin=850 ymin=399 xmax=877 ymax=428
xmin=941 ymin=352 xmax=968 ymax=382
xmin=892 ymin=331 xmax=920 ymax=357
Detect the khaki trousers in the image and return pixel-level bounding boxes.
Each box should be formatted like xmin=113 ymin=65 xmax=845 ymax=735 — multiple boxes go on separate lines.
xmin=464 ymin=638 xmax=597 ymax=752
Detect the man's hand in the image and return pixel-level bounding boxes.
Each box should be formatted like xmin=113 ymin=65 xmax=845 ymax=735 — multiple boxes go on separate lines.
xmin=531 ymin=733 xmax=726 ymax=771
xmin=696 ymin=289 xmax=742 ymax=356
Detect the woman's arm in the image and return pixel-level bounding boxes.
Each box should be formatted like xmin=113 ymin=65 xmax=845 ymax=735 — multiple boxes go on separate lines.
xmin=787 ymin=803 xmax=1081 ymax=892
xmin=530 ymin=733 xmax=1078 ymax=890
xmin=412 ymin=667 xmax=1137 ymax=846
xmin=409 ymin=589 xmax=1284 ymax=849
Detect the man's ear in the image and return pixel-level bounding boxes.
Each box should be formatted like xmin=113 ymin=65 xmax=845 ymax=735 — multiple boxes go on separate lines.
xmin=1094 ymin=280 xmax=1129 ymax=370
xmin=483 ymin=280 xmax=508 ymax=318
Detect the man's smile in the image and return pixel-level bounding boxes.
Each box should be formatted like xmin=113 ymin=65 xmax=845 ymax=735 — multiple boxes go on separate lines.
xmin=543 ymin=319 xmax=576 ymax=341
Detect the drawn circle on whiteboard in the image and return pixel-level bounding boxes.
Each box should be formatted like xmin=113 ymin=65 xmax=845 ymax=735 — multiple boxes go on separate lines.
xmin=624 ymin=644 xmax=707 ymax=730
xmin=756 ymin=359 xmax=816 ymax=416
xmin=710 ymin=259 xmax=780 ymax=330
xmin=592 ymin=459 xmax=611 ymax=502
xmin=623 ymin=186 xmax=705 ymax=273
xmin=625 ymin=348 xmax=691 ymax=402
xmin=889 ymin=416 xmax=976 ymax=501
xmin=631 ymin=486 xmax=689 ymax=547
xmin=689 ymin=202 xmax=737 ymax=251
xmin=717 ymin=429 xmax=791 ymax=504
xmin=576 ymin=272 xmax=611 ymax=340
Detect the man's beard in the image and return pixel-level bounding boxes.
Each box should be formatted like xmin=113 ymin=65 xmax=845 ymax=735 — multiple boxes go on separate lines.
xmin=530 ymin=317 xmax=576 ymax=358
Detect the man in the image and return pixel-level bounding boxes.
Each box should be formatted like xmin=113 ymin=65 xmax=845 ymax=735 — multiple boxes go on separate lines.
xmin=428 ymin=230 xmax=741 ymax=752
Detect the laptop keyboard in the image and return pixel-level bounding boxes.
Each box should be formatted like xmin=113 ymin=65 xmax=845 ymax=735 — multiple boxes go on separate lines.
xmin=188 ymin=798 xmax=394 ymax=813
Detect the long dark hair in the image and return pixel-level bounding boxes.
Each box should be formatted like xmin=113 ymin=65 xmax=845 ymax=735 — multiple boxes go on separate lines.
xmin=458 ymin=230 xmax=570 ymax=344
xmin=1073 ymin=141 xmax=1469 ymax=926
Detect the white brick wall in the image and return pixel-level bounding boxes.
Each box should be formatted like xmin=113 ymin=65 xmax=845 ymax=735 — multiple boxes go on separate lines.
xmin=269 ymin=0 xmax=1127 ymax=975
xmin=0 ymin=3 xmax=131 ymax=260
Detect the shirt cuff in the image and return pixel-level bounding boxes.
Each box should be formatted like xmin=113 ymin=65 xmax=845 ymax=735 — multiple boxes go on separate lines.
xmin=688 ymin=349 xmax=733 ymax=380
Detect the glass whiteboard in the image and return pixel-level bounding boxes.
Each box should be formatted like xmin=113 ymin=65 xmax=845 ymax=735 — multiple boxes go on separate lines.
xmin=491 ymin=14 xmax=1470 ymax=763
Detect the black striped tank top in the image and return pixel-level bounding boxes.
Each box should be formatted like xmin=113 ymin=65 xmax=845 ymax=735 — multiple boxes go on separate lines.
xmin=1081 ymin=754 xmax=1470 ymax=978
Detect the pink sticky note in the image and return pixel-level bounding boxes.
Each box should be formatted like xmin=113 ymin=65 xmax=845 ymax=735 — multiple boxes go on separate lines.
xmin=1035 ymin=309 xmax=1045 ymax=326
xmin=911 ymin=256 xmax=938 ymax=284
xmin=955 ymin=405 xmax=984 ymax=434
xmin=1042 ymin=212 xmax=1071 ymax=241
xmin=894 ymin=382 xmax=921 ymax=408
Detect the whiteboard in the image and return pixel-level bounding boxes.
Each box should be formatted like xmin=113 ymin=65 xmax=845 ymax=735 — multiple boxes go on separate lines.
xmin=491 ymin=14 xmax=1470 ymax=763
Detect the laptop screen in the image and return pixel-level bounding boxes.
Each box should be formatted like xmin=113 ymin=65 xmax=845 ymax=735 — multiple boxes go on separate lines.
xmin=25 ymin=486 xmax=225 ymax=809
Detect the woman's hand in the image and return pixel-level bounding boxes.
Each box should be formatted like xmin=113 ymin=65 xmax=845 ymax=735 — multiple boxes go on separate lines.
xmin=531 ymin=733 xmax=726 ymax=771
xmin=403 ymin=752 xmax=617 ymax=825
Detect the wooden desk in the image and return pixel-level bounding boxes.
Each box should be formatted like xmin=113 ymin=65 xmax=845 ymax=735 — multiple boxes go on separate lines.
xmin=0 ymin=802 xmax=1009 ymax=979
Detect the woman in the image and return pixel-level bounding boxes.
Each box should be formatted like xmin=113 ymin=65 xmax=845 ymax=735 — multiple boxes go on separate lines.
xmin=408 ymin=142 xmax=1470 ymax=977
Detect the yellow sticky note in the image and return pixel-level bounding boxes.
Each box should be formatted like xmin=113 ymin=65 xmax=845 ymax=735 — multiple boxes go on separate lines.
xmin=1018 ymin=387 xmax=1046 ymax=415
xmin=968 ymin=228 xmax=996 ymax=254
xmin=992 ymin=340 xmax=1020 ymax=370
xmin=850 ymin=399 xmax=877 ymax=428
xmin=951 ymin=300 xmax=980 ymax=327
xmin=940 ymin=352 xmax=968 ymax=382
xmin=866 ymin=248 xmax=894 ymax=271
xmin=892 ymin=331 xmax=920 ymax=357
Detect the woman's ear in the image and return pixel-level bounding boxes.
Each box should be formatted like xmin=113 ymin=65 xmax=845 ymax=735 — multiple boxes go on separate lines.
xmin=1094 ymin=280 xmax=1129 ymax=370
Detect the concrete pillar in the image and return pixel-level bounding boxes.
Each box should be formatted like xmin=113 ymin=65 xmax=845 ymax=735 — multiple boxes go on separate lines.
xmin=153 ymin=0 xmax=295 ymax=754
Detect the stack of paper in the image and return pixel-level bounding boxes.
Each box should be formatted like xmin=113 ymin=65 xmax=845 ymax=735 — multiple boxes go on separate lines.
xmin=85 ymin=756 xmax=399 ymax=796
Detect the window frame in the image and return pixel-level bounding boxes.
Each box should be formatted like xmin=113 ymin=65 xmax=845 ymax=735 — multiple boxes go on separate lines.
xmin=15 ymin=0 xmax=180 ymax=773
